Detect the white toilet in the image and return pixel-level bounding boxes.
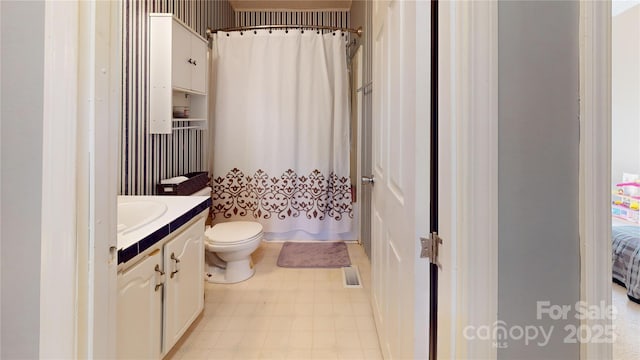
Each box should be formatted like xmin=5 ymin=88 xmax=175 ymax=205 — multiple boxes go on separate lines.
xmin=204 ymin=221 xmax=263 ymax=284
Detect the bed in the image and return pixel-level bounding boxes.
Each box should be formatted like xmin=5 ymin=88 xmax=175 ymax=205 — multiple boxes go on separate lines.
xmin=612 ymin=225 xmax=640 ymax=304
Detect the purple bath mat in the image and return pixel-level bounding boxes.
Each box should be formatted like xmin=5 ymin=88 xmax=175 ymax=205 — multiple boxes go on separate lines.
xmin=277 ymin=241 xmax=351 ymax=268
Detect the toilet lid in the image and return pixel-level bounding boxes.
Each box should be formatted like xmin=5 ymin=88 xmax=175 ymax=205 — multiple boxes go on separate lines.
xmin=205 ymin=221 xmax=263 ymax=244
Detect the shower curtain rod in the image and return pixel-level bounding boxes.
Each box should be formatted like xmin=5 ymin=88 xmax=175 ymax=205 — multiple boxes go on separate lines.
xmin=206 ymin=24 xmax=363 ymax=38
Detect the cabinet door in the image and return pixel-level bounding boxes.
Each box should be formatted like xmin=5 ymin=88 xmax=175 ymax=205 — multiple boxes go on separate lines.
xmin=172 ymin=21 xmax=192 ymax=91
xmin=117 ymin=250 xmax=163 ymax=359
xmin=190 ymin=36 xmax=208 ymax=94
xmin=163 ymin=217 xmax=205 ymax=354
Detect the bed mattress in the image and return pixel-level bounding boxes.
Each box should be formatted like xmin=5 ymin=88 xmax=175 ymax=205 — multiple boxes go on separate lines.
xmin=612 ymin=225 xmax=640 ymax=304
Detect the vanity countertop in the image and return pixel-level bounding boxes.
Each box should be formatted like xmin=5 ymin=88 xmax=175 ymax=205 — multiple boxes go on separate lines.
xmin=117 ymin=195 xmax=211 ymax=264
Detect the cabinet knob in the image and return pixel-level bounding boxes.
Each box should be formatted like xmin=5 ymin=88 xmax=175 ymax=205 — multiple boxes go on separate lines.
xmin=192 ymin=60 xmax=197 ymax=66
xmin=187 ymin=58 xmax=193 ymax=64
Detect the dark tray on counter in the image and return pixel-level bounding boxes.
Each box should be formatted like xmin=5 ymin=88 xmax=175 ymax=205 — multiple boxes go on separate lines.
xmin=156 ymin=171 xmax=209 ymax=195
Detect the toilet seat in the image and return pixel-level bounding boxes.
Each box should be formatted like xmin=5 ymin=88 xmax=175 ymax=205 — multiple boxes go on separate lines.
xmin=204 ymin=232 xmax=262 ymax=248
xmin=205 ymin=221 xmax=263 ymax=246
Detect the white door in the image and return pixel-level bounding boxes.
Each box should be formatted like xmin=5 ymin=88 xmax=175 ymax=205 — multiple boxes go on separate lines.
xmin=371 ymin=1 xmax=431 ymax=358
xmin=117 ymin=250 xmax=163 ymax=359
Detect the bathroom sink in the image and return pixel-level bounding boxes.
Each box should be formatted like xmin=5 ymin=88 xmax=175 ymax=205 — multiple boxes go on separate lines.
xmin=117 ymin=198 xmax=168 ymax=235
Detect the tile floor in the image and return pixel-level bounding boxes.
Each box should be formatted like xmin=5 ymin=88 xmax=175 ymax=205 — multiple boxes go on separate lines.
xmin=168 ymin=242 xmax=383 ymax=360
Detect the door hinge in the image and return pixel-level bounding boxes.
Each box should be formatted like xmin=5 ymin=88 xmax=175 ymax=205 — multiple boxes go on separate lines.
xmin=420 ymin=232 xmax=443 ymax=269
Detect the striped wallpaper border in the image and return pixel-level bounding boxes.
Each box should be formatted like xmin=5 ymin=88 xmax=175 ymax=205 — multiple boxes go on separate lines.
xmin=235 ymin=10 xmax=349 ymax=31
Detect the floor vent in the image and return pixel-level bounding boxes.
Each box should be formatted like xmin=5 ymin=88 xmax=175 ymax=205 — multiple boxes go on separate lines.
xmin=342 ymin=265 xmax=362 ymax=288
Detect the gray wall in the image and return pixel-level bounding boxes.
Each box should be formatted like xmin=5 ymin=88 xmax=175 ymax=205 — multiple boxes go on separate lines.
xmin=612 ymin=5 xmax=640 ymax=186
xmin=0 ymin=1 xmax=45 ymax=358
xmin=498 ymin=1 xmax=580 ymax=359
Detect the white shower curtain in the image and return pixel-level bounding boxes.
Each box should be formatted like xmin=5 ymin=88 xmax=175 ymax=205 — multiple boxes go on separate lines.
xmin=210 ymin=30 xmax=353 ymax=238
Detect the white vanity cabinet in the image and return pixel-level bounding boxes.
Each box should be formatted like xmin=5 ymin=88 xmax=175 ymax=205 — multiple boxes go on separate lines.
xmin=117 ymin=249 xmax=163 ymax=359
xmin=162 ymin=216 xmax=205 ymax=354
xmin=117 ymin=212 xmax=206 ymax=358
xmin=149 ymin=13 xmax=208 ymax=134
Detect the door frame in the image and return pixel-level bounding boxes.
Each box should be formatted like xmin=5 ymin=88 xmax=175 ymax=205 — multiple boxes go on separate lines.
xmin=439 ymin=2 xmax=613 ymax=359
xmin=76 ymin=0 xmax=121 ymax=357
xmin=579 ymin=1 xmax=612 ymax=359
xmin=40 ymin=1 xmax=80 ymax=356
xmin=353 ymin=45 xmax=366 ymax=248
xmin=41 ymin=0 xmax=121 ymax=357
xmin=437 ymin=1 xmax=498 ymax=359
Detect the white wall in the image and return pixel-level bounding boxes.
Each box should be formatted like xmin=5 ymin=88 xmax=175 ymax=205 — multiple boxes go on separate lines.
xmin=498 ymin=1 xmax=580 ymax=359
xmin=612 ymin=5 xmax=640 ymax=185
xmin=0 ymin=1 xmax=45 ymax=357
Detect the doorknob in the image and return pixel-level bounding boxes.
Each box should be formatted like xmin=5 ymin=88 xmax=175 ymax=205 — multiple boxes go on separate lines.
xmin=361 ymin=175 xmax=375 ymax=185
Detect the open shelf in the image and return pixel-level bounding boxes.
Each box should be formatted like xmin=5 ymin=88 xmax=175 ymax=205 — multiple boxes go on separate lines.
xmin=172 ymin=118 xmax=207 ymax=122
xmin=172 ymin=126 xmax=205 ymax=131
xmin=168 ymin=90 xmax=208 ymax=131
